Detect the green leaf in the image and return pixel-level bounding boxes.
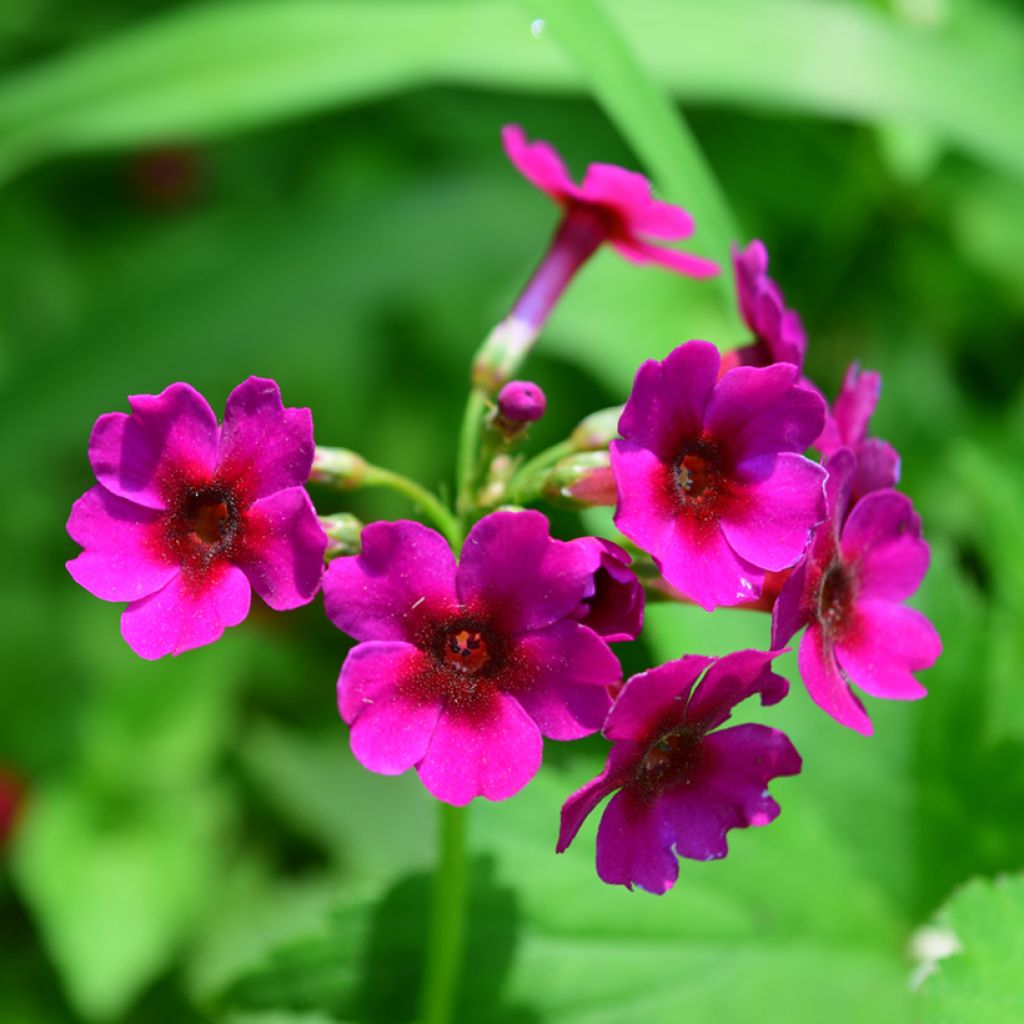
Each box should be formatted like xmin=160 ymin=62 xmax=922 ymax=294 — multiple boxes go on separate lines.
xmin=11 ymin=784 xmax=229 ymax=1021
xmin=918 ymin=873 xmax=1024 ymax=1024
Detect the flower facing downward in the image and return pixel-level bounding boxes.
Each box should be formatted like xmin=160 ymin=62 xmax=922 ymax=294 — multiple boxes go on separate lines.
xmin=611 ymin=340 xmax=827 ymax=611
xmin=570 ymin=537 xmax=644 ymax=643
xmin=722 ymin=239 xmax=807 ymax=373
xmin=557 ymin=650 xmax=801 ymax=893
xmin=323 ymin=510 xmax=622 ymax=805
xmin=771 ymin=449 xmax=941 ymax=735
xmin=815 ymin=363 xmax=900 ymax=501
xmin=66 ymin=378 xmax=327 ymax=658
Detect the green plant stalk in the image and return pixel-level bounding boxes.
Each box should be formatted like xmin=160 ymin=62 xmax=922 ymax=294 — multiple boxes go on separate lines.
xmin=508 ymin=438 xmax=575 ymax=505
xmin=361 ymin=464 xmax=461 ymax=550
xmin=455 ymin=388 xmax=489 ymax=521
xmin=419 ymin=802 xmax=469 ymax=1024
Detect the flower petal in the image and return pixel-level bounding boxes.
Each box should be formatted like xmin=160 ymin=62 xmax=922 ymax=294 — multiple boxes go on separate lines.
xmin=323 ymin=519 xmax=458 ymax=643
xmin=217 ymin=377 xmax=315 ymax=501
xmin=457 ymin=509 xmax=591 ymax=633
xmin=707 ymin=363 xmax=825 ymax=461
xmin=501 ymin=124 xmax=577 ymax=202
xmin=120 ymin=564 xmax=251 ymax=659
xmin=66 ymin=485 xmax=177 ymax=602
xmin=610 ymin=237 xmax=719 ymax=278
xmin=556 ymin=744 xmax=636 ymax=853
xmin=416 ymin=693 xmax=543 ymax=805
xmin=604 ymin=656 xmax=714 ymax=742
xmin=834 ymin=600 xmax=940 ymax=701
xmin=720 ymin=452 xmax=826 ymax=572
xmin=89 ymin=382 xmax=219 ymax=510
xmin=595 ymin=790 xmax=678 ymax=893
xmin=770 ymin=558 xmax=811 ymax=648
xmin=609 ymin=440 xmax=676 ymax=555
xmin=852 ymin=438 xmax=900 ymax=497
xmin=580 ymin=163 xmax=694 ymax=239
xmin=507 ymin=622 xmax=618 ymax=740
xmin=841 ymin=489 xmax=928 ymax=603
xmin=797 ymin=624 xmax=873 ymax=735
xmin=236 ymin=487 xmax=327 ymax=610
xmin=338 ymin=642 xmax=442 ymax=775
xmin=685 ymin=649 xmax=789 ymax=732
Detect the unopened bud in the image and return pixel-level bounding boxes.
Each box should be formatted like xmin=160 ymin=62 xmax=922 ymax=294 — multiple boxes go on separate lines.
xmin=311 ymin=447 xmax=368 ymax=489
xmin=543 ymin=451 xmax=617 ymax=508
xmin=498 ymin=380 xmax=546 ymax=424
xmin=570 ymin=406 xmax=622 ymax=452
xmin=319 ymin=513 xmax=364 ymax=559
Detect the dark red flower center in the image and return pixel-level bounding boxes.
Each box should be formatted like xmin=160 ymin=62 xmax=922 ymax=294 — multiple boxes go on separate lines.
xmin=671 ymin=436 xmax=727 ymax=522
xmin=167 ymin=483 xmax=242 ymax=569
xmin=633 ymin=726 xmax=704 ymax=800
xmin=818 ymin=560 xmax=855 ymax=634
xmin=443 ymin=629 xmax=491 ymax=676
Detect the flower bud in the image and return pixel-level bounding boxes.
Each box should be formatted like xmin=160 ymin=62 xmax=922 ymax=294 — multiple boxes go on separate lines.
xmin=543 ymin=451 xmax=617 ymax=508
xmin=311 ymin=447 xmax=368 ymax=489
xmin=319 ymin=513 xmax=364 ymax=560
xmin=570 ymin=406 xmax=622 ymax=452
xmin=497 ymin=381 xmax=547 ymax=425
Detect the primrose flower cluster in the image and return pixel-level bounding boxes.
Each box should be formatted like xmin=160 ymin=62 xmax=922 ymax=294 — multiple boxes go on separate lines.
xmin=66 ymin=126 xmax=940 ymax=894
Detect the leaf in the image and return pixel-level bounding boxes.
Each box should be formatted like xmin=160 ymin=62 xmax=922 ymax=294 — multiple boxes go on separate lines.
xmin=917 ymin=873 xmax=1024 ymax=1023
xmin=11 ymin=784 xmax=229 ymax=1022
xmin=0 ymin=0 xmax=1023 ymax=186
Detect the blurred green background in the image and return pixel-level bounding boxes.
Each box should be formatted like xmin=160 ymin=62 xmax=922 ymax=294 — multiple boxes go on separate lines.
xmin=1 ymin=0 xmax=1023 ymax=1021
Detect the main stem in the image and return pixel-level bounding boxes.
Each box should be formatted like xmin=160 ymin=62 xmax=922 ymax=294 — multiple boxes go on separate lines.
xmin=419 ymin=802 xmax=468 ymax=1024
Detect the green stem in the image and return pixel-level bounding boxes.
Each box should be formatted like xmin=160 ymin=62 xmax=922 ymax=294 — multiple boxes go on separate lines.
xmin=455 ymin=388 xmax=489 ymax=521
xmin=360 ymin=464 xmax=461 ymax=549
xmin=420 ymin=802 xmax=469 ymax=1024
xmin=508 ymin=438 xmax=575 ymax=504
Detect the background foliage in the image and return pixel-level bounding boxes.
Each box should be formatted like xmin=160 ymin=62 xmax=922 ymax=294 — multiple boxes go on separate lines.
xmin=1 ymin=0 xmax=1023 ymax=1021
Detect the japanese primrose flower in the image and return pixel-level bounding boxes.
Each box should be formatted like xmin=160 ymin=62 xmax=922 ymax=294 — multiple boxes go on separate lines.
xmin=816 ymin=363 xmax=900 ymax=501
xmin=558 ymin=649 xmax=801 ymax=893
xmin=570 ymin=537 xmax=644 ymax=643
xmin=323 ymin=510 xmax=623 ymax=805
xmin=772 ymin=448 xmax=941 ymax=735
xmin=66 ymin=378 xmax=327 ymax=658
xmin=611 ymin=340 xmax=827 ymax=610
xmin=475 ymin=126 xmax=719 ymax=389
xmin=721 ymin=239 xmax=806 ymax=373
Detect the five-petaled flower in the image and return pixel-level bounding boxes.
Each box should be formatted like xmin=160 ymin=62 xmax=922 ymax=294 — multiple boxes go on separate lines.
xmin=772 ymin=448 xmax=941 ymax=734
xmin=722 ymin=239 xmax=806 ymax=373
xmin=557 ymin=649 xmax=801 ymax=893
xmin=66 ymin=377 xmax=327 ymax=659
xmin=611 ymin=340 xmax=827 ymax=611
xmin=323 ymin=510 xmax=624 ymax=805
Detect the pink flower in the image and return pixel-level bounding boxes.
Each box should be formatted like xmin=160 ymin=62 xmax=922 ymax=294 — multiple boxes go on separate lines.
xmin=611 ymin=340 xmax=827 ymax=611
xmin=816 ymin=363 xmax=900 ymax=500
xmin=475 ymin=127 xmax=719 ymax=389
xmin=557 ymin=650 xmax=800 ymax=893
xmin=570 ymin=537 xmax=644 ymax=643
xmin=772 ymin=449 xmax=941 ymax=735
xmin=67 ymin=378 xmax=327 ymax=659
xmin=722 ymin=239 xmax=806 ymax=373
xmin=323 ymin=510 xmax=621 ymax=805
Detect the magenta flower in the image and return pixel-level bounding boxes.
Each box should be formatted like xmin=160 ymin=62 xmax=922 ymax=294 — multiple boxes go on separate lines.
xmin=557 ymin=649 xmax=801 ymax=893
xmin=323 ymin=510 xmax=621 ymax=805
xmin=571 ymin=537 xmax=644 ymax=643
xmin=816 ymin=363 xmax=900 ymax=500
xmin=721 ymin=239 xmax=806 ymax=373
xmin=475 ymin=127 xmax=718 ymax=388
xmin=611 ymin=340 xmax=827 ymax=610
xmin=66 ymin=378 xmax=327 ymax=659
xmin=772 ymin=449 xmax=941 ymax=735
xmin=497 ymin=380 xmax=546 ymax=424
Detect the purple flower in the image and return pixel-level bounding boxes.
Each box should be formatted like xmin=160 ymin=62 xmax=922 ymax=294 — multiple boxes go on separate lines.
xmin=323 ymin=510 xmax=621 ymax=805
xmin=497 ymin=380 xmax=547 ymax=424
xmin=721 ymin=240 xmax=806 ymax=373
xmin=772 ymin=449 xmax=941 ymax=735
xmin=475 ymin=128 xmax=719 ymax=389
xmin=557 ymin=650 xmax=801 ymax=893
xmin=66 ymin=378 xmax=327 ymax=659
xmin=570 ymin=537 xmax=644 ymax=643
xmin=816 ymin=363 xmax=900 ymax=500
xmin=611 ymin=340 xmax=827 ymax=611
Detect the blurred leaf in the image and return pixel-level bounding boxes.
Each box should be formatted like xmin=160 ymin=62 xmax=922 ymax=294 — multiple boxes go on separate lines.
xmin=11 ymin=784 xmax=229 ymax=1021
xmin=526 ymin=0 xmax=740 ymax=313
xmin=917 ymin=873 xmax=1024 ymax=1023
xmin=1 ymin=0 xmax=1023 ymax=185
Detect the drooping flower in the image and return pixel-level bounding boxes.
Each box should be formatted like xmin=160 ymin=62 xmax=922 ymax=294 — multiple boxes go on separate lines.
xmin=474 ymin=126 xmax=719 ymax=389
xmin=771 ymin=448 xmax=940 ymax=735
xmin=611 ymin=340 xmax=827 ymax=611
xmin=816 ymin=363 xmax=900 ymax=500
xmin=67 ymin=378 xmax=327 ymax=659
xmin=721 ymin=239 xmax=806 ymax=373
xmin=323 ymin=510 xmax=622 ymax=805
xmin=557 ymin=649 xmax=800 ymax=894
xmin=570 ymin=537 xmax=644 ymax=643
